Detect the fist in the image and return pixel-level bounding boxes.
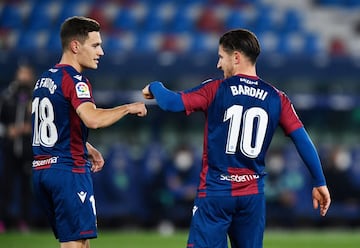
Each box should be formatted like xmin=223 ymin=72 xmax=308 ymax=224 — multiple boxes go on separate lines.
xmin=142 ymin=84 xmax=154 ymax=99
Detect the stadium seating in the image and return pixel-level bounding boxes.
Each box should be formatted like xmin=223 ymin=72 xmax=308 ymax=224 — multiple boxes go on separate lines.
xmin=1 ymin=0 xmax=358 ymax=56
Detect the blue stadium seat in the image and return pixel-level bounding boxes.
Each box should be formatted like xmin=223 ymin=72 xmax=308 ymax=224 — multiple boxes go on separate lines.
xmin=276 ymin=32 xmax=304 ymax=56
xmin=224 ymin=10 xmax=248 ymax=30
xmin=16 ymin=30 xmax=48 ymax=52
xmin=189 ymin=32 xmax=218 ymax=53
xmin=112 ymin=8 xmax=139 ymax=31
xmin=45 ymin=30 xmax=62 ymax=54
xmin=303 ymin=33 xmax=322 ymax=55
xmin=252 ymin=5 xmax=276 ymax=33
xmin=140 ymin=5 xmax=168 ymax=32
xmin=135 ymin=32 xmax=162 ymax=52
xmin=281 ymin=9 xmax=303 ymax=34
xmin=168 ymin=4 xmax=196 ymax=33
xmin=103 ymin=34 xmax=134 ymax=53
xmin=55 ymin=1 xmax=92 ymax=27
xmin=26 ymin=2 xmax=57 ymax=31
xmin=0 ymin=4 xmax=24 ymax=29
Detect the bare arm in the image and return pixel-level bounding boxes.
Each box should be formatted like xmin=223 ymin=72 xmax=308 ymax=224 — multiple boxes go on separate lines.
xmin=76 ymin=101 xmax=147 ymax=129
xmin=86 ymin=142 xmax=104 ymax=173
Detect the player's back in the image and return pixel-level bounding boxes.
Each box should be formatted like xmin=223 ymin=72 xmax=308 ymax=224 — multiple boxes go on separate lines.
xmin=206 ymin=75 xmax=281 ymax=169
xmin=32 ymin=64 xmax=93 ymax=171
xmin=194 ymin=74 xmax=288 ymax=197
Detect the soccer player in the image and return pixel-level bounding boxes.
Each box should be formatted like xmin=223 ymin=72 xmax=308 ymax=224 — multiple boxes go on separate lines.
xmin=31 ymin=16 xmax=147 ymax=248
xmin=142 ymin=29 xmax=331 ymax=248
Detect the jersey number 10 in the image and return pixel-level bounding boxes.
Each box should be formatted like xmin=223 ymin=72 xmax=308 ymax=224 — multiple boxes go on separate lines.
xmin=224 ymin=105 xmax=268 ymax=158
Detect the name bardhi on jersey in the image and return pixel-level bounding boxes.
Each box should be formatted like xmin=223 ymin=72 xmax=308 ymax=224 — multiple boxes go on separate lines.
xmin=230 ymin=84 xmax=268 ymax=101
xmin=34 ymin=77 xmax=57 ymax=94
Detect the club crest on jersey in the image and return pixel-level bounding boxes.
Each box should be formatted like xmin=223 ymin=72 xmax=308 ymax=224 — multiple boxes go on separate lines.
xmin=75 ymin=82 xmax=91 ymax=98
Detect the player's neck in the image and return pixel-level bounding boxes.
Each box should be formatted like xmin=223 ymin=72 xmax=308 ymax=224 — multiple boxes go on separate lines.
xmin=234 ymin=66 xmax=257 ymax=77
xmin=59 ymin=53 xmax=82 ymax=73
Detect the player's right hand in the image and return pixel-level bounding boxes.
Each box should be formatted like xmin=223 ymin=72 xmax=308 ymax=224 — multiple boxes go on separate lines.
xmin=142 ymin=84 xmax=154 ymax=99
xmin=128 ymin=102 xmax=147 ymax=117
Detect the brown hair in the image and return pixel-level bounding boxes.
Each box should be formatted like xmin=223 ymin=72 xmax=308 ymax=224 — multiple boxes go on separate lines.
xmin=219 ymin=29 xmax=260 ymax=64
xmin=60 ymin=16 xmax=101 ymax=50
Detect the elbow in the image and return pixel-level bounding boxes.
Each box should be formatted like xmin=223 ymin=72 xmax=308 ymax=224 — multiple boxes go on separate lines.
xmin=157 ymin=99 xmax=183 ymax=112
xmin=159 ymin=104 xmax=172 ymax=112
xmin=83 ymin=118 xmax=102 ymax=129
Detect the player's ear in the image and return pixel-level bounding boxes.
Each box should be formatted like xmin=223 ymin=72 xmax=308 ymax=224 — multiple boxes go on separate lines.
xmin=70 ymin=40 xmax=81 ymax=54
xmin=233 ymin=51 xmax=241 ymax=65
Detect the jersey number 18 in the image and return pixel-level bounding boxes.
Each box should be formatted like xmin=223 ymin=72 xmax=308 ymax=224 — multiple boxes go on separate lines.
xmin=32 ymin=97 xmax=58 ymax=147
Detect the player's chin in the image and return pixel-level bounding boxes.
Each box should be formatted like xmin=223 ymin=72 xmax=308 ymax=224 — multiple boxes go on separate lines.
xmin=92 ymin=60 xmax=100 ymax=68
xmin=90 ymin=63 xmax=98 ymax=69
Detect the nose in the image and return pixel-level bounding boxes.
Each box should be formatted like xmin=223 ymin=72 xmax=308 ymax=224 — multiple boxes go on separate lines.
xmin=217 ymin=60 xmax=221 ymax=70
xmin=99 ymin=46 xmax=104 ymax=56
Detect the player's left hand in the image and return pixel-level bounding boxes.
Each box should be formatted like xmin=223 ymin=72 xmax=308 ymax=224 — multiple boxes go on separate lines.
xmin=89 ymin=153 xmax=105 ymax=173
xmin=142 ymin=84 xmax=154 ymax=99
xmin=312 ymin=185 xmax=331 ymax=216
xmin=87 ymin=142 xmax=105 ymax=173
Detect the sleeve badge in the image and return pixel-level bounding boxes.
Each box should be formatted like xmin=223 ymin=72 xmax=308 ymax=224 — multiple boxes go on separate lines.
xmin=75 ymin=82 xmax=91 ymax=98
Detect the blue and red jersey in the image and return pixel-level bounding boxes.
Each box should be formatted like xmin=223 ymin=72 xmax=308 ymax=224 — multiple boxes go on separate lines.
xmin=31 ymin=64 xmax=95 ymax=173
xmin=180 ymin=74 xmax=303 ymax=197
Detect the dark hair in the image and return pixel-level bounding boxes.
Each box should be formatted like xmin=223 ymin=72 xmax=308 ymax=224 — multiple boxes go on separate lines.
xmin=60 ymin=16 xmax=101 ymax=49
xmin=219 ymin=29 xmax=260 ymax=64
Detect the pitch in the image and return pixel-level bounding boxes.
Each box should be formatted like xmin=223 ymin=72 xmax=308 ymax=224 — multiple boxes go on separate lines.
xmin=0 ymin=229 xmax=359 ymax=248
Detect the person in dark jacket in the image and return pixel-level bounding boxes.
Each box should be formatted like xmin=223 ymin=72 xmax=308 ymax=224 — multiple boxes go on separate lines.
xmin=0 ymin=63 xmax=35 ymax=233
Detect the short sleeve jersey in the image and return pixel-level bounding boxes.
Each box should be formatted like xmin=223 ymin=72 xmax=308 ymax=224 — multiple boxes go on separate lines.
xmin=181 ymin=74 xmax=303 ymax=197
xmin=32 ymin=64 xmax=95 ymax=173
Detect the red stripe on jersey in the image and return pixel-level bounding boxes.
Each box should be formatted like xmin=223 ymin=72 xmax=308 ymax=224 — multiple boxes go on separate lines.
xmin=72 ymin=167 xmax=86 ymax=173
xmin=181 ymin=79 xmax=223 ymax=116
xmin=278 ymin=91 xmax=303 ymax=135
xmin=227 ymin=168 xmax=259 ymax=196
xmin=61 ymin=69 xmax=91 ymax=167
xmin=198 ymin=114 xmax=209 ymax=198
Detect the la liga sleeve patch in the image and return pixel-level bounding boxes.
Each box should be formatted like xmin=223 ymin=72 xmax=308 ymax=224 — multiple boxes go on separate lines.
xmin=75 ymin=82 xmax=91 ymax=98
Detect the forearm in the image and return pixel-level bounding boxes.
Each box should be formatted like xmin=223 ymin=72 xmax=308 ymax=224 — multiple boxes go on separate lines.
xmin=78 ymin=104 xmax=128 ymax=129
xmin=289 ymin=127 xmax=326 ymax=187
xmin=77 ymin=102 xmax=145 ymax=129
xmin=92 ymin=105 xmax=130 ymax=128
xmin=149 ymin=81 xmax=185 ymax=112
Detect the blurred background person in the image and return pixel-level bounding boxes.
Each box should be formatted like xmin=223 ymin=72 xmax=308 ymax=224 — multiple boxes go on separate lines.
xmin=0 ymin=63 xmax=35 ymax=233
xmin=162 ymin=144 xmax=200 ymax=229
xmin=321 ymin=145 xmax=360 ymax=226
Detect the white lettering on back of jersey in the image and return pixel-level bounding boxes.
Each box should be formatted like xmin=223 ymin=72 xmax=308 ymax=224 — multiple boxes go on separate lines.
xmin=239 ymin=77 xmax=258 ymax=85
xmin=230 ymin=85 xmax=268 ymax=101
xmin=34 ymin=78 xmax=57 ymax=94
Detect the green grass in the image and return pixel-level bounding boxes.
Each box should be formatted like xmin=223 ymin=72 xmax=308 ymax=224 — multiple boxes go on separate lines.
xmin=0 ymin=229 xmax=359 ymax=248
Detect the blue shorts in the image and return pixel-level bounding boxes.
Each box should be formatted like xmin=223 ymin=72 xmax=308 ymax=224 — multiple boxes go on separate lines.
xmin=33 ymin=167 xmax=97 ymax=242
xmin=187 ymin=194 xmax=265 ymax=248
